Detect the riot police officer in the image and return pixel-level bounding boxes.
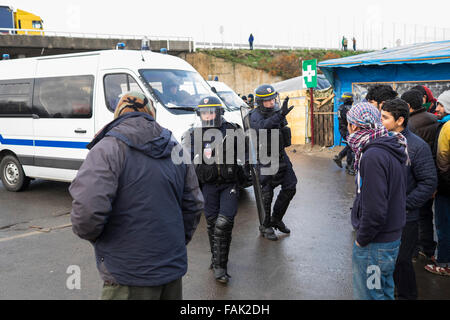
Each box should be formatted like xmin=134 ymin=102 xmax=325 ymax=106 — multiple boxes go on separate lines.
xmin=333 ymin=92 xmax=355 ymax=175
xmin=185 ymin=96 xmax=244 ymax=284
xmin=249 ymin=84 xmax=297 ymax=241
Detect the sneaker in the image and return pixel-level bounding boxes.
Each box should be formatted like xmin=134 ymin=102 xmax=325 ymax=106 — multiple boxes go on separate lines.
xmin=424 ymin=264 xmax=450 ymax=276
xmin=346 ymin=168 xmax=356 ymax=176
xmin=333 ymin=155 xmax=343 ymax=168
xmin=259 ymin=225 xmax=278 ymax=241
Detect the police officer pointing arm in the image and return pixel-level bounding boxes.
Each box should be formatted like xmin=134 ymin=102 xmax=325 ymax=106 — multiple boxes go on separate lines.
xmin=249 ymin=85 xmax=298 ymax=241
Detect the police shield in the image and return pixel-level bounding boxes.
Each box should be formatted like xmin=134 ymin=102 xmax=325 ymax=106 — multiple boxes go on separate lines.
xmin=240 ymin=105 xmax=265 ymax=225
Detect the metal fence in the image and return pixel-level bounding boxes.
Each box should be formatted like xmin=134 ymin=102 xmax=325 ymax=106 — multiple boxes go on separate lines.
xmin=0 ymin=28 xmax=193 ymax=42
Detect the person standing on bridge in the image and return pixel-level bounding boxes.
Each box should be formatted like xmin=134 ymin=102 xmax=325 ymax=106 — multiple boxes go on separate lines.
xmin=249 ymin=33 xmax=254 ymax=50
xmin=69 ymin=92 xmax=203 ymax=300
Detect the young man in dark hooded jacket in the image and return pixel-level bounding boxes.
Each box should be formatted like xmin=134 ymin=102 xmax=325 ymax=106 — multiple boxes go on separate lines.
xmin=69 ymin=92 xmax=204 ymax=300
xmin=381 ymin=98 xmax=437 ymax=299
xmin=401 ymin=89 xmax=439 ymax=261
xmin=347 ymin=102 xmax=408 ymax=300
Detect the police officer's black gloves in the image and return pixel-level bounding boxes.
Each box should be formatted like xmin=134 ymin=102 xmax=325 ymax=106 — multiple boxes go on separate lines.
xmin=280 ymin=97 xmax=294 ymax=117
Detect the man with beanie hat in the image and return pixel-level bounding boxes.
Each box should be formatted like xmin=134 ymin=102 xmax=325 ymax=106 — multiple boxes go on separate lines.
xmin=69 ymin=91 xmax=204 ymax=299
xmin=424 ymin=90 xmax=450 ymax=276
xmin=347 ymin=102 xmax=408 ymax=300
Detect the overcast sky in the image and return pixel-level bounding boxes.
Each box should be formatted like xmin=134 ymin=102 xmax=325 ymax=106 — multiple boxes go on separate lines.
xmin=8 ymin=0 xmax=450 ymax=50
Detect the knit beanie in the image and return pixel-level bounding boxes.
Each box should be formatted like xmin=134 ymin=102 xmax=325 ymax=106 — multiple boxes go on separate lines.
xmin=113 ymin=91 xmax=156 ymax=119
xmin=437 ymin=90 xmax=450 ymax=114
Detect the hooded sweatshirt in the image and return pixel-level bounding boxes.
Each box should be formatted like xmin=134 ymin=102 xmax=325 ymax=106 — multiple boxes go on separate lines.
xmin=70 ymin=112 xmax=203 ymax=286
xmin=351 ymin=135 xmax=407 ymax=247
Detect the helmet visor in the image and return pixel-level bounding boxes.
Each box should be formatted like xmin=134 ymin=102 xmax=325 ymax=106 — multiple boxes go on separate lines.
xmin=197 ymin=107 xmax=222 ymax=127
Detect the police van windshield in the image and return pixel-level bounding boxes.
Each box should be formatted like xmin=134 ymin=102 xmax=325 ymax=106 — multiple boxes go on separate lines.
xmin=215 ymin=91 xmax=244 ymax=111
xmin=139 ymin=69 xmax=219 ymax=113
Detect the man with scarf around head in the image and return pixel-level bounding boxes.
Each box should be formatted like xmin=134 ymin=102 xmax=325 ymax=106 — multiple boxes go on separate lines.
xmin=69 ymin=92 xmax=204 ymax=299
xmin=184 ymin=96 xmax=246 ymax=284
xmin=423 ymin=90 xmax=450 ymax=276
xmin=346 ymin=102 xmax=408 ymax=300
xmin=249 ymin=84 xmax=297 ymax=241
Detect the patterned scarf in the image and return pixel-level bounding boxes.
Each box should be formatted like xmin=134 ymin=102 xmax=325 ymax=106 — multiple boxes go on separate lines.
xmin=346 ymin=102 xmax=409 ymax=171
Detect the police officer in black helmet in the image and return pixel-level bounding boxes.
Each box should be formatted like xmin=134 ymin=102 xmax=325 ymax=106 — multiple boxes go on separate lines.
xmin=185 ymin=96 xmax=244 ymax=284
xmin=249 ymin=84 xmax=298 ymax=241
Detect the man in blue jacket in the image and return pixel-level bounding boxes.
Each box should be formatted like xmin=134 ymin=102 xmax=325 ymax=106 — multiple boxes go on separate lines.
xmin=381 ymin=98 xmax=437 ymax=299
xmin=347 ymin=102 xmax=408 ymax=300
xmin=69 ymin=92 xmax=204 ymax=300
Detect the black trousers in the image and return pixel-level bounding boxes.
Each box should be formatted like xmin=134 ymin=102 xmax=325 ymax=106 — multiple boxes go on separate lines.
xmin=394 ymin=221 xmax=418 ymax=300
xmin=337 ymin=145 xmax=354 ymax=166
xmin=418 ymin=199 xmax=436 ymax=257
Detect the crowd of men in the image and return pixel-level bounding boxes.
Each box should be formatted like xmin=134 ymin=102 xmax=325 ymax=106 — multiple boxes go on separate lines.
xmin=66 ymin=79 xmax=449 ymax=301
xmin=344 ymin=84 xmax=449 ymax=299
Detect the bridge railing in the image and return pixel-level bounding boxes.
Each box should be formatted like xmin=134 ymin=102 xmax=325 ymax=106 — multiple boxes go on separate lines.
xmin=194 ymin=41 xmax=336 ymax=51
xmin=0 ymin=28 xmax=193 ymax=42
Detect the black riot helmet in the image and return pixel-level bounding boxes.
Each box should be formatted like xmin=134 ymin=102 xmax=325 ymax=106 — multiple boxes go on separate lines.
xmin=339 ymin=92 xmax=354 ymax=105
xmin=254 ymin=84 xmax=280 ymax=113
xmin=196 ymin=96 xmax=225 ymax=128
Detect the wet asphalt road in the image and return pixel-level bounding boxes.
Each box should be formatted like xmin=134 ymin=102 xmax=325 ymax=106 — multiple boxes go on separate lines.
xmin=0 ymin=150 xmax=449 ymax=300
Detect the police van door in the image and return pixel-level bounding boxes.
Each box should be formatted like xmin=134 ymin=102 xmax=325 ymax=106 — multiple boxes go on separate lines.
xmin=31 ymin=55 xmax=98 ymax=181
xmin=96 ymin=70 xmax=147 ymax=132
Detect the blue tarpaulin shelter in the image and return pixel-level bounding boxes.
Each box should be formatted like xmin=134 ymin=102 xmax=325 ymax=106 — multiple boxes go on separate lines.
xmin=318 ymin=40 xmax=450 ymax=146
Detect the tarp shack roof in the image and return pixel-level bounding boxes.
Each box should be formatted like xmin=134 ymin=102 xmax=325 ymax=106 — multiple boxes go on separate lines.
xmin=318 ymin=40 xmax=450 ymax=69
xmin=272 ymin=74 xmax=330 ymax=93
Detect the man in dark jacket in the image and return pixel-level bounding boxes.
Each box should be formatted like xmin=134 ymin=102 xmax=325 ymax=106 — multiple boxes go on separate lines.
xmin=333 ymin=92 xmax=355 ymax=175
xmin=366 ymin=84 xmax=398 ymax=111
xmin=424 ymin=90 xmax=450 ymax=276
xmin=401 ymin=89 xmax=439 ymax=261
xmin=69 ymin=92 xmax=203 ymax=300
xmin=381 ymin=98 xmax=437 ymax=299
xmin=347 ymin=102 xmax=408 ymax=300
xmin=411 ymin=85 xmax=438 ymax=114
xmin=401 ymin=89 xmax=439 ymax=150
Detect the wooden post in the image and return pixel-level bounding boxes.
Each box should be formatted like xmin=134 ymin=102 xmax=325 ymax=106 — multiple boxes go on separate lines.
xmin=310 ymin=87 xmax=315 ymax=147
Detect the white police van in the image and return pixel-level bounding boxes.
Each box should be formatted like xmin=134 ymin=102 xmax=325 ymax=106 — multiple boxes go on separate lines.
xmin=207 ymin=80 xmax=246 ymax=126
xmin=0 ymin=49 xmax=233 ymax=191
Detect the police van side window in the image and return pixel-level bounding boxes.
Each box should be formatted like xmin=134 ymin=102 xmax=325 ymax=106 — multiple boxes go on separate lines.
xmin=104 ymin=74 xmax=144 ymax=112
xmin=33 ymin=75 xmax=94 ymax=118
xmin=0 ymin=81 xmax=32 ymax=116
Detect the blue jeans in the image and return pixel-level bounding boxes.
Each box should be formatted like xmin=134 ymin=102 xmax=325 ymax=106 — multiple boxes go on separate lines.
xmin=352 ymin=239 xmax=400 ymax=300
xmin=435 ymin=194 xmax=450 ymax=264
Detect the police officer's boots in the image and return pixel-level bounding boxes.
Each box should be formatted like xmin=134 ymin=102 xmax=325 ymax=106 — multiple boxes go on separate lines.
xmin=259 ymin=190 xmax=278 ymax=241
xmin=206 ymin=216 xmax=217 ymax=270
xmin=271 ymin=189 xmax=296 ymax=234
xmin=213 ymin=215 xmax=233 ymax=284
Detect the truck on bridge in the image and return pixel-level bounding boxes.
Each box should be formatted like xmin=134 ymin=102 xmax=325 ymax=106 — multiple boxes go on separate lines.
xmin=0 ymin=6 xmax=43 ymax=35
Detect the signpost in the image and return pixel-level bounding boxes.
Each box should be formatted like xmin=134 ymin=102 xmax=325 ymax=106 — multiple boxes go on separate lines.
xmin=302 ymin=59 xmax=318 ymax=147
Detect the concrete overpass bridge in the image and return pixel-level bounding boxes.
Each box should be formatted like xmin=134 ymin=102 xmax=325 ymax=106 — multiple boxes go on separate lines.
xmin=0 ymin=28 xmax=194 ymax=58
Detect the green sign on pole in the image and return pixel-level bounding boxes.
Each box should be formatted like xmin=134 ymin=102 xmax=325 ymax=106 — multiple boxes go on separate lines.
xmin=302 ymin=59 xmax=318 ymax=89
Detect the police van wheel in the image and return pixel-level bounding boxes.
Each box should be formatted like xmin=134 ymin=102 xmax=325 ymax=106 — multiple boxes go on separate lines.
xmin=0 ymin=155 xmax=30 ymax=192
